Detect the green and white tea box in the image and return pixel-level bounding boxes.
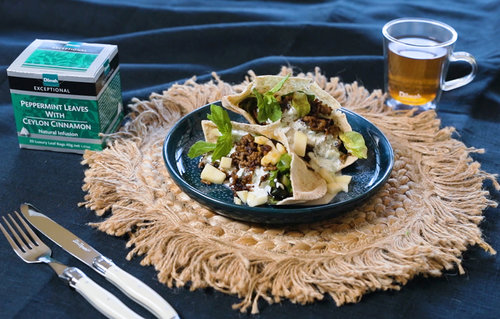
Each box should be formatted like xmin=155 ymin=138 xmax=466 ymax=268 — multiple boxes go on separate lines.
xmin=7 ymin=39 xmax=123 ymax=153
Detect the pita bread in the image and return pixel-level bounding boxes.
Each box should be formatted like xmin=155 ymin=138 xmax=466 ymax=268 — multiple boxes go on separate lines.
xmin=221 ymin=75 xmax=358 ymax=170
xmin=200 ymin=120 xmax=327 ymax=205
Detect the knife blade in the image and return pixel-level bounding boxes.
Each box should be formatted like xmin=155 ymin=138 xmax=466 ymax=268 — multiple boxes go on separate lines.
xmin=20 ymin=203 xmax=179 ymax=319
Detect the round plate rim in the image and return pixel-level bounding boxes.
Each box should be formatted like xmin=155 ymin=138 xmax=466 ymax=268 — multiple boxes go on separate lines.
xmin=163 ymin=101 xmax=394 ymax=221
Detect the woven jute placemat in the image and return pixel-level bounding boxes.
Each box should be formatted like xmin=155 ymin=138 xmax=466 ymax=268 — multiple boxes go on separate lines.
xmin=81 ymin=67 xmax=499 ymax=314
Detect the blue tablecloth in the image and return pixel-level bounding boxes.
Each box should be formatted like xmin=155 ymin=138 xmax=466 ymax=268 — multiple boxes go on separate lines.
xmin=1 ymin=1 xmax=499 ymax=318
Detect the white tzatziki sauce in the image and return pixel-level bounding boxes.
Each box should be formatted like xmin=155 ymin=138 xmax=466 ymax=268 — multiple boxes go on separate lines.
xmin=280 ymin=105 xmax=342 ymax=173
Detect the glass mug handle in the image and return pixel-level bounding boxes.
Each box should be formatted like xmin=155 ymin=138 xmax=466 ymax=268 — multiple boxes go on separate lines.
xmin=442 ymin=51 xmax=477 ymax=91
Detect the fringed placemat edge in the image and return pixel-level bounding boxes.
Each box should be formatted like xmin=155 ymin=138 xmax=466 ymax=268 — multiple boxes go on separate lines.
xmin=80 ymin=67 xmax=499 ymax=314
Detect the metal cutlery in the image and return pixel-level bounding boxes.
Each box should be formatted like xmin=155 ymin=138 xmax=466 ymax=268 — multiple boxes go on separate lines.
xmin=20 ymin=203 xmax=179 ymax=319
xmin=0 ymin=212 xmax=143 ymax=319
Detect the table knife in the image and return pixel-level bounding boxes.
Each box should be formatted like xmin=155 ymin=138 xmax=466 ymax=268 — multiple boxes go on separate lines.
xmin=20 ymin=203 xmax=179 ymax=319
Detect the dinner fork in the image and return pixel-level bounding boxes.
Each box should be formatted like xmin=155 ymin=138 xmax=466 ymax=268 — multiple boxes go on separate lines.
xmin=0 ymin=212 xmax=143 ymax=319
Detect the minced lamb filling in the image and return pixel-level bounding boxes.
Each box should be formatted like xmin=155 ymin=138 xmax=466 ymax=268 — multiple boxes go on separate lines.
xmin=238 ymin=92 xmax=349 ymax=174
xmin=279 ymin=94 xmax=348 ymax=173
xmin=230 ymin=134 xmax=272 ymax=170
xmin=301 ymin=99 xmax=342 ymax=137
xmin=199 ymin=133 xmax=292 ymax=202
xmin=279 ymin=95 xmax=342 ymax=138
xmin=228 ymin=134 xmax=272 ymax=192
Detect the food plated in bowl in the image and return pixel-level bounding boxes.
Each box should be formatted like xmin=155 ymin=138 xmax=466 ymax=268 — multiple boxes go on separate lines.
xmin=163 ymin=76 xmax=394 ymax=224
xmin=195 ymin=112 xmax=328 ymax=206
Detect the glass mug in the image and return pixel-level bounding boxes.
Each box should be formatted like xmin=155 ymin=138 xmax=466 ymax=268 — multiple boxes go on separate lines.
xmin=382 ymin=18 xmax=477 ymax=111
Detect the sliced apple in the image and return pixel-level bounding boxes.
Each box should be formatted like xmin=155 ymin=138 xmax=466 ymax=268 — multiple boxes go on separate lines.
xmin=255 ymin=135 xmax=276 ymax=149
xmin=246 ymin=191 xmax=268 ymax=207
xmin=276 ymin=142 xmax=286 ymax=154
xmin=236 ymin=190 xmax=249 ymax=204
xmin=254 ymin=135 xmax=270 ymax=145
xmin=234 ymin=197 xmax=242 ymax=205
xmin=326 ymin=175 xmax=352 ymax=194
xmin=334 ymin=175 xmax=352 ymax=192
xmin=261 ymin=149 xmax=281 ymax=166
xmin=200 ymin=164 xmax=226 ymax=184
xmin=293 ymin=131 xmax=307 ymax=157
xmin=219 ymin=156 xmax=232 ymax=169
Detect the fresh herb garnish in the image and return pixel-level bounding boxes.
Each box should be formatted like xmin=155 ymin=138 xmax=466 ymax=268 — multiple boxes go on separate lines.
xmin=187 ymin=104 xmax=233 ymax=160
xmin=269 ymin=153 xmax=293 ymax=200
xmin=276 ymin=153 xmax=292 ymax=172
xmin=187 ymin=141 xmax=216 ymax=158
xmin=291 ymin=91 xmax=311 ymax=118
xmin=339 ymin=131 xmax=368 ymax=159
xmin=211 ymin=132 xmax=233 ymax=161
xmin=254 ymin=74 xmax=290 ymax=123
xmin=207 ymin=103 xmax=232 ymax=135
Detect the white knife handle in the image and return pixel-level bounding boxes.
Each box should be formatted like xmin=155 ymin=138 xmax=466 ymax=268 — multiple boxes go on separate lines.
xmin=104 ymin=265 xmax=179 ymax=319
xmin=63 ymin=267 xmax=144 ymax=319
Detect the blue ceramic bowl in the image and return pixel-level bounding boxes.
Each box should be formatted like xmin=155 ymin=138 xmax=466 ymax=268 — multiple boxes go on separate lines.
xmin=163 ymin=101 xmax=394 ymax=224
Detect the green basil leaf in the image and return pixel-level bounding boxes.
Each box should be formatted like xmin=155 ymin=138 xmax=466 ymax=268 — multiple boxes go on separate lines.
xmin=266 ymin=95 xmax=283 ymax=122
xmin=207 ymin=104 xmax=232 ymax=135
xmin=253 ymin=88 xmax=268 ymax=123
xmin=339 ymin=131 xmax=368 ymax=159
xmin=187 ymin=141 xmax=216 ymax=158
xmin=188 ymin=104 xmax=234 ymax=160
xmin=253 ymin=88 xmax=265 ymax=114
xmin=211 ymin=133 xmax=233 ymax=161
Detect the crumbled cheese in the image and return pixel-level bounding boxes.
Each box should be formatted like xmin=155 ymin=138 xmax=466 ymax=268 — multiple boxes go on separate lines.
xmin=236 ymin=190 xmax=249 ymax=203
xmin=247 ymin=188 xmax=269 ymax=207
xmin=219 ymin=156 xmax=232 ymax=169
xmin=204 ymin=153 xmax=213 ymax=163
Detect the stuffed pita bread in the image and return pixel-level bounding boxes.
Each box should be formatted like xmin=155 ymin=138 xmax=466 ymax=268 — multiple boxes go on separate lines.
xmin=188 ymin=104 xmax=333 ymax=207
xmin=221 ymin=75 xmax=367 ymax=198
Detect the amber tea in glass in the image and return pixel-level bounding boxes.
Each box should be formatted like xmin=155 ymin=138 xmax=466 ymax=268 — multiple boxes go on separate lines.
xmin=383 ymin=18 xmax=477 ymax=111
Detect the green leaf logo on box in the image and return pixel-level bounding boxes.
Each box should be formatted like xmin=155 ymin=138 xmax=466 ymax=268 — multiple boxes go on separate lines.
xmin=42 ymin=74 xmax=59 ymax=87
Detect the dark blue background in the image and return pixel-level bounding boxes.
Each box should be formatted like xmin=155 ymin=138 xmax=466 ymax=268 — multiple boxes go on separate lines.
xmin=1 ymin=1 xmax=499 ymax=318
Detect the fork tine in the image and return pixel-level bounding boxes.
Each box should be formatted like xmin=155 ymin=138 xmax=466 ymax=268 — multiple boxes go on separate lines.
xmin=3 ymin=215 xmax=30 ymax=252
xmin=14 ymin=211 xmax=42 ymax=245
xmin=0 ymin=222 xmax=24 ymax=256
xmin=10 ymin=212 xmax=37 ymax=248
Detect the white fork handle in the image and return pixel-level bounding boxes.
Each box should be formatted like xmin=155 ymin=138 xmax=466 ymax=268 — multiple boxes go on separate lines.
xmin=104 ymin=265 xmax=179 ymax=319
xmin=64 ymin=267 xmax=144 ymax=319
